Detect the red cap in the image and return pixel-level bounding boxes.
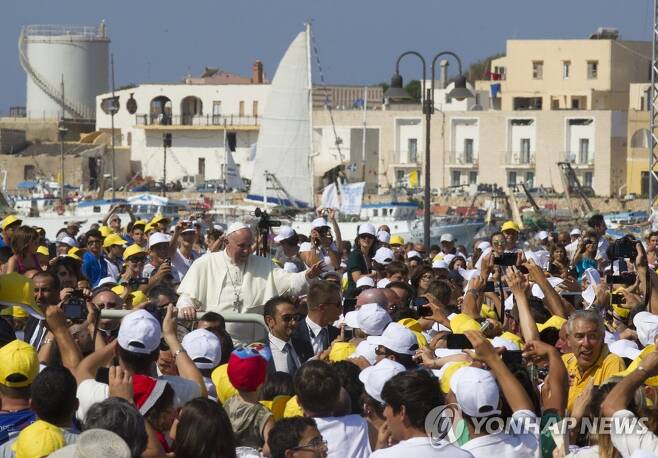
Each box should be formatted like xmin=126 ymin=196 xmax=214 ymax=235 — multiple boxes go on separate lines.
xmin=227 ymin=349 xmax=267 ymax=391
xmin=132 ymin=374 xmax=167 ymax=415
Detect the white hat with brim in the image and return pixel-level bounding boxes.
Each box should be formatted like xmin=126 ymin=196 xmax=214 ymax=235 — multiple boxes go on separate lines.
xmin=355 ymin=303 xmax=392 ymax=336
xmin=367 ymin=322 xmax=418 ymax=355
xmin=358 ymin=358 xmax=405 ymax=403
xmin=608 ymin=338 xmax=642 ymax=361
xmin=148 ymin=232 xmax=171 ymax=248
xmin=274 ymin=226 xmax=296 ymax=242
xmin=350 ymin=340 xmax=378 ymax=365
xmin=58 ymin=236 xmax=78 ymax=247
xmin=358 ymin=223 xmax=376 ymax=237
xmin=182 ymin=329 xmax=222 ymax=370
xmin=310 ymin=218 xmax=329 ymax=230
xmin=440 ymin=233 xmax=455 ymax=243
xmin=406 ymin=250 xmax=422 ymax=260
xmin=117 ymin=310 xmax=161 ymax=354
xmin=377 ymin=231 xmax=391 ymax=243
xmin=356 ymin=276 xmax=375 ymax=289
xmin=49 ymin=429 xmax=131 ymax=458
xmin=373 ymin=247 xmax=394 ymax=265
xmin=450 ymin=366 xmax=501 ymax=417
xmin=634 ymin=311 xmax=658 ymax=346
xmin=570 ymin=228 xmax=582 ymax=236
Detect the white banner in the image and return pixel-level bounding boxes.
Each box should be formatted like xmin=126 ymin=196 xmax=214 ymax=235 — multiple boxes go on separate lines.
xmin=340 ymin=182 xmax=365 ymax=215
xmin=320 ymin=183 xmax=340 ymax=210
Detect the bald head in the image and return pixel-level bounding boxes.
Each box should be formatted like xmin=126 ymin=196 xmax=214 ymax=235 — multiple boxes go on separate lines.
xmin=226 ymin=227 xmax=254 ymax=265
xmin=356 ymin=288 xmax=388 ymax=309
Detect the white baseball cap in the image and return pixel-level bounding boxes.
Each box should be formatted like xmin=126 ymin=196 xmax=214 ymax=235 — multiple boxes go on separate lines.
xmin=226 ymin=221 xmax=250 ymax=236
xmin=213 ymin=224 xmax=226 ymax=233
xmin=373 ymin=247 xmax=394 ymax=265
xmin=358 ymin=358 xmax=405 ymax=403
xmin=440 ymin=233 xmax=455 ymax=243
xmin=634 ymin=312 xmax=658 ymax=346
xmin=148 ymin=232 xmax=171 ymax=248
xmin=274 ymin=226 xmax=296 ymax=243
xmin=377 ymin=231 xmax=391 ymax=243
xmin=450 ymin=366 xmax=501 ymax=417
xmin=283 ymin=262 xmax=299 ymax=273
xmin=181 ymin=329 xmax=222 ymax=370
xmin=570 ymin=228 xmax=582 ymax=236
xmin=530 ymin=277 xmax=564 ymax=299
xmin=181 ymin=223 xmax=196 ymax=234
xmin=406 ymin=250 xmax=422 ymax=260
xmin=491 ymin=336 xmax=520 ymax=351
xmin=96 ymin=277 xmax=118 ymax=289
xmin=118 ymin=310 xmax=161 ymax=354
xmin=345 ymin=303 xmax=391 ymax=336
xmin=535 ymin=231 xmax=549 ymax=241
xmin=376 ymin=278 xmax=391 ymax=288
xmin=351 ymin=340 xmax=378 ymax=365
xmin=356 ymin=276 xmax=375 ymax=289
xmin=432 ymin=260 xmax=449 ymax=269
xmin=58 ymin=236 xmax=78 ymax=248
xmin=608 ymin=339 xmax=642 ymax=361
xmin=358 ymin=223 xmax=376 ymax=237
xmin=443 ymin=254 xmax=456 ymax=265
xmin=310 ymin=218 xmax=329 ymax=230
xmin=367 ymin=322 xmax=418 ymax=355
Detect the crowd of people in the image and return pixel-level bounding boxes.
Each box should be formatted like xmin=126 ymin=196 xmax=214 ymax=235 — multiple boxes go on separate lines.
xmin=2 ymin=205 xmax=658 ymax=457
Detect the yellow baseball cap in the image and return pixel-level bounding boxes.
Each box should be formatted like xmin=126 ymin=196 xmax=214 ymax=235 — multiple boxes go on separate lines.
xmin=439 ymin=361 xmax=470 ymax=394
xmin=150 ymin=214 xmax=170 ymax=226
xmin=260 ymin=395 xmax=292 ymax=421
xmin=36 ymin=245 xmax=49 ymax=257
xmin=12 ymin=420 xmax=65 ymax=458
xmin=130 ymin=290 xmax=148 ymax=307
xmin=67 ymin=247 xmax=83 ymax=261
xmin=450 ymin=313 xmax=481 ymax=334
xmin=144 ymin=222 xmax=156 ymax=234
xmin=99 ymin=225 xmax=113 ymax=237
xmin=0 ymin=273 xmax=37 ymax=313
xmin=211 ymin=364 xmax=238 ymax=404
xmin=123 ymin=244 xmax=146 ymax=261
xmin=1 ymin=215 xmax=21 ymax=231
xmin=111 ymin=285 xmax=127 ymax=297
xmin=0 ymin=340 xmax=39 ymax=388
xmin=329 ymin=342 xmax=357 ymax=362
xmin=132 ymin=220 xmax=148 ymax=230
xmin=283 ymin=395 xmax=304 ymax=418
xmin=103 ymin=233 xmax=127 ymax=249
xmin=390 ymin=235 xmax=404 ymax=246
xmin=500 ymin=331 xmax=524 ymax=349
xmin=501 ymin=220 xmax=520 ymax=233
xmin=537 ymin=315 xmax=567 ymax=332
xmin=480 ymin=303 xmax=499 ymax=321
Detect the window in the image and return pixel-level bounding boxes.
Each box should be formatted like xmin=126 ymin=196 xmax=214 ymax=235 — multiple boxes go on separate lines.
xmin=520 ymin=138 xmax=531 ymax=164
xmin=252 ymin=101 xmax=258 ymax=117
xmin=226 ymin=132 xmax=237 ymax=152
xmin=587 ymin=61 xmax=598 ymax=79
xmin=464 ymin=139 xmax=474 ymax=163
xmin=23 ymin=165 xmax=36 ymax=180
xmin=373 ymin=209 xmax=379 ymax=217
xmin=396 ymin=170 xmax=405 ymax=182
xmin=584 ymin=172 xmax=593 ymax=188
xmin=571 ymin=98 xmax=580 ymax=109
xmin=526 ymin=172 xmax=534 ymax=187
xmin=451 ymin=171 xmax=461 ymax=187
xmin=198 ymin=158 xmax=205 ymax=177
xmin=408 ymin=139 xmax=418 ymax=163
xmin=563 ymin=61 xmax=570 ymax=79
xmin=579 ymin=138 xmax=590 ymax=164
xmin=239 ymin=101 xmax=245 ymax=116
xmin=469 ymin=171 xmax=478 ymax=184
xmin=508 ymin=171 xmax=517 ymax=188
xmin=532 ymin=61 xmax=543 ymax=80
xmin=212 ymin=101 xmax=222 ymax=116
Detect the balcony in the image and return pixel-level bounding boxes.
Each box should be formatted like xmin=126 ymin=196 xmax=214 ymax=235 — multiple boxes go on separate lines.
xmin=504 ymin=150 xmax=535 ymax=168
xmin=564 ymin=152 xmax=594 ymax=168
xmin=134 ymin=114 xmax=259 ymax=131
xmin=446 ymin=150 xmax=478 ymax=167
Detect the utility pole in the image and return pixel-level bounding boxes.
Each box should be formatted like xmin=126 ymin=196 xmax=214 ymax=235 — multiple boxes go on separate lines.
xmin=162 ymin=133 xmax=171 ymax=197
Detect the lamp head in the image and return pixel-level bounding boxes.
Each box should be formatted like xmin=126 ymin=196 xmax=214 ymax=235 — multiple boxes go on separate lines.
xmin=448 ymin=75 xmax=474 ymax=101
xmin=384 ymin=73 xmax=413 ymax=101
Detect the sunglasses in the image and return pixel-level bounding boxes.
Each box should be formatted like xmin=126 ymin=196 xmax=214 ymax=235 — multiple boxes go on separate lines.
xmin=280 ymin=313 xmax=303 ymax=323
xmin=583 ymin=239 xmax=596 ymax=245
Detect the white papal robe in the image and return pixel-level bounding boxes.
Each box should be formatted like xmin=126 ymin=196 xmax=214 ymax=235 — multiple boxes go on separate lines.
xmin=177 ymin=250 xmax=308 ymax=343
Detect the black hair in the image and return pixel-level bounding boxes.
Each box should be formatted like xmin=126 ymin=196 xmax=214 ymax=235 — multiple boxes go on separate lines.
xmin=307 ymin=281 xmax=341 ymax=311
xmin=117 ymin=346 xmax=158 ymax=374
xmin=294 ymin=360 xmax=340 ymax=416
xmin=32 ymin=270 xmax=61 ymax=293
xmin=85 ymin=229 xmax=103 ymax=240
xmin=539 ymin=327 xmax=560 ymax=346
xmin=0 ymin=246 xmax=13 ymax=264
xmin=263 ymin=296 xmax=295 ymax=320
xmin=30 ymin=366 xmax=78 ymax=425
xmin=333 ymin=360 xmax=365 ymax=415
xmin=386 ymin=261 xmax=409 ymax=278
xmin=259 ymin=371 xmax=295 ymax=401
xmin=173 ymin=397 xmax=237 ymax=458
xmin=217 ymin=328 xmax=234 ymax=365
xmin=587 ymin=214 xmax=605 ymax=229
xmin=268 ymin=417 xmax=318 ymax=458
xmin=199 ymin=311 xmax=225 ymax=330
xmin=426 ymin=279 xmax=452 ymax=306
xmin=85 ymin=397 xmax=148 ymax=458
xmin=380 ymin=370 xmax=443 ymax=430
xmin=147 ymin=284 xmax=179 ymax=303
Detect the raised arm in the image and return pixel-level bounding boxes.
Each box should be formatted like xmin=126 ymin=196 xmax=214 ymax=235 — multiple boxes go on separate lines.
xmin=634 ymin=241 xmax=658 ymax=315
xmin=504 ymin=267 xmax=540 ymax=343
xmin=44 ymin=304 xmax=83 ymax=370
xmin=523 ymin=339 xmax=568 ymax=415
xmin=602 ymin=350 xmax=658 ymax=417
xmin=101 ymin=204 xmax=118 ymax=227
xmin=524 ymin=260 xmax=568 ymax=318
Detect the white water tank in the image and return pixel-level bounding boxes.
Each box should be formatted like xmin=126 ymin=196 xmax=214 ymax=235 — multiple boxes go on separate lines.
xmin=19 ymin=22 xmax=110 ymax=119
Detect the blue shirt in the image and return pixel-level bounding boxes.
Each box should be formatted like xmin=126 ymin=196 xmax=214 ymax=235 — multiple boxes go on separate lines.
xmin=575 ymin=257 xmax=597 ymax=281
xmin=0 ymin=409 xmax=36 ymax=445
xmin=82 ymin=251 xmax=108 ymax=287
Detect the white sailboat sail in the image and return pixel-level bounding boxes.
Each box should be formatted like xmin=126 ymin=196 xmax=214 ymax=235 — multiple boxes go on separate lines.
xmin=246 ymin=26 xmax=313 ymax=208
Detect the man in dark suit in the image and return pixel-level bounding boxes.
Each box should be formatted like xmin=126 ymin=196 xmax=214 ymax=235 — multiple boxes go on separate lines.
xmin=291 ymin=281 xmax=342 ymax=363
xmin=264 ymin=296 xmax=303 ymax=375
xmin=24 ymin=271 xmax=60 ymax=350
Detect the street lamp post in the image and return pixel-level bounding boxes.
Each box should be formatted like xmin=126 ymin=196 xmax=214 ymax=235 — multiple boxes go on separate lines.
xmin=385 ymin=51 xmax=472 ymax=250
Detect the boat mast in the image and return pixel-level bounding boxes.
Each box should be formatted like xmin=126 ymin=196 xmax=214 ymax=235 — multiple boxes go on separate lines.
xmin=223 ymin=121 xmax=227 ymax=221
xmin=306 ymin=22 xmax=315 ymax=208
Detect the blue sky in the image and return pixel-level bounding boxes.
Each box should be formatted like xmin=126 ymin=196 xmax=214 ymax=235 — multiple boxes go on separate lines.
xmin=0 ymin=0 xmax=652 ymax=112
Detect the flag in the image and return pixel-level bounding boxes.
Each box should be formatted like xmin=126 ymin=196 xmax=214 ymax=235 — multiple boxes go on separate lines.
xmin=408 ymin=170 xmax=418 ymax=187
xmin=320 ymin=183 xmax=340 ymax=209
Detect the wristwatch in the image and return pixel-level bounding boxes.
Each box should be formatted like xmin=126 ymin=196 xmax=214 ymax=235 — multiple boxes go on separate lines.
xmin=42 ymin=338 xmax=54 ymax=345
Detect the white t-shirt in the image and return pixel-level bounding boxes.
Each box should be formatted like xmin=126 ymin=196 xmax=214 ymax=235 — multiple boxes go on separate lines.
xmin=371 ymin=436 xmax=473 ymax=457
xmin=76 ymin=375 xmax=201 ymax=421
xmin=460 ymin=410 xmax=540 ymax=458
xmin=171 ymin=249 xmax=199 ymax=283
xmin=610 ymin=409 xmax=658 ymax=458
xmin=314 ymin=414 xmax=371 ymax=458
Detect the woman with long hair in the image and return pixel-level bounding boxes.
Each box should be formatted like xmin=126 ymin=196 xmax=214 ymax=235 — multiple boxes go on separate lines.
xmin=6 ymin=226 xmax=41 ymax=274
xmin=410 ymin=265 xmax=435 ymax=296
xmin=48 ymin=256 xmax=82 ymax=290
xmin=345 ymin=223 xmax=377 ymax=297
xmin=171 ymin=397 xmax=237 ymax=458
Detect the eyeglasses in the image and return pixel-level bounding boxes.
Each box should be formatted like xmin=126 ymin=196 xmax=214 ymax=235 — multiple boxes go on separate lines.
xmin=280 ymin=313 xmax=303 ymax=323
xmin=583 ymin=239 xmax=596 ymax=245
xmin=291 ymin=437 xmax=328 ymax=452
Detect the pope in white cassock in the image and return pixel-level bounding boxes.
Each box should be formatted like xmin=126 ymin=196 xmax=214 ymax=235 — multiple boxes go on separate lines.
xmin=177 ymin=222 xmax=323 ymax=343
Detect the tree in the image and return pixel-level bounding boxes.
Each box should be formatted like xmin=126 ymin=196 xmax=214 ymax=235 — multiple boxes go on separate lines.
xmin=405 ymin=80 xmax=421 ymax=102
xmin=464 ymin=53 xmax=505 ymax=83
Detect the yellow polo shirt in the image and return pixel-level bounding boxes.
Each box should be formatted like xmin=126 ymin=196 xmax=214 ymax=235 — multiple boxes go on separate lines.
xmin=562 ymin=346 xmax=625 ymax=413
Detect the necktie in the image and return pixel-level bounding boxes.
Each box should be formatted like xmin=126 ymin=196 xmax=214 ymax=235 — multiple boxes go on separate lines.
xmin=318 ymin=328 xmax=329 ymax=350
xmin=284 ymin=342 xmax=298 ymax=373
